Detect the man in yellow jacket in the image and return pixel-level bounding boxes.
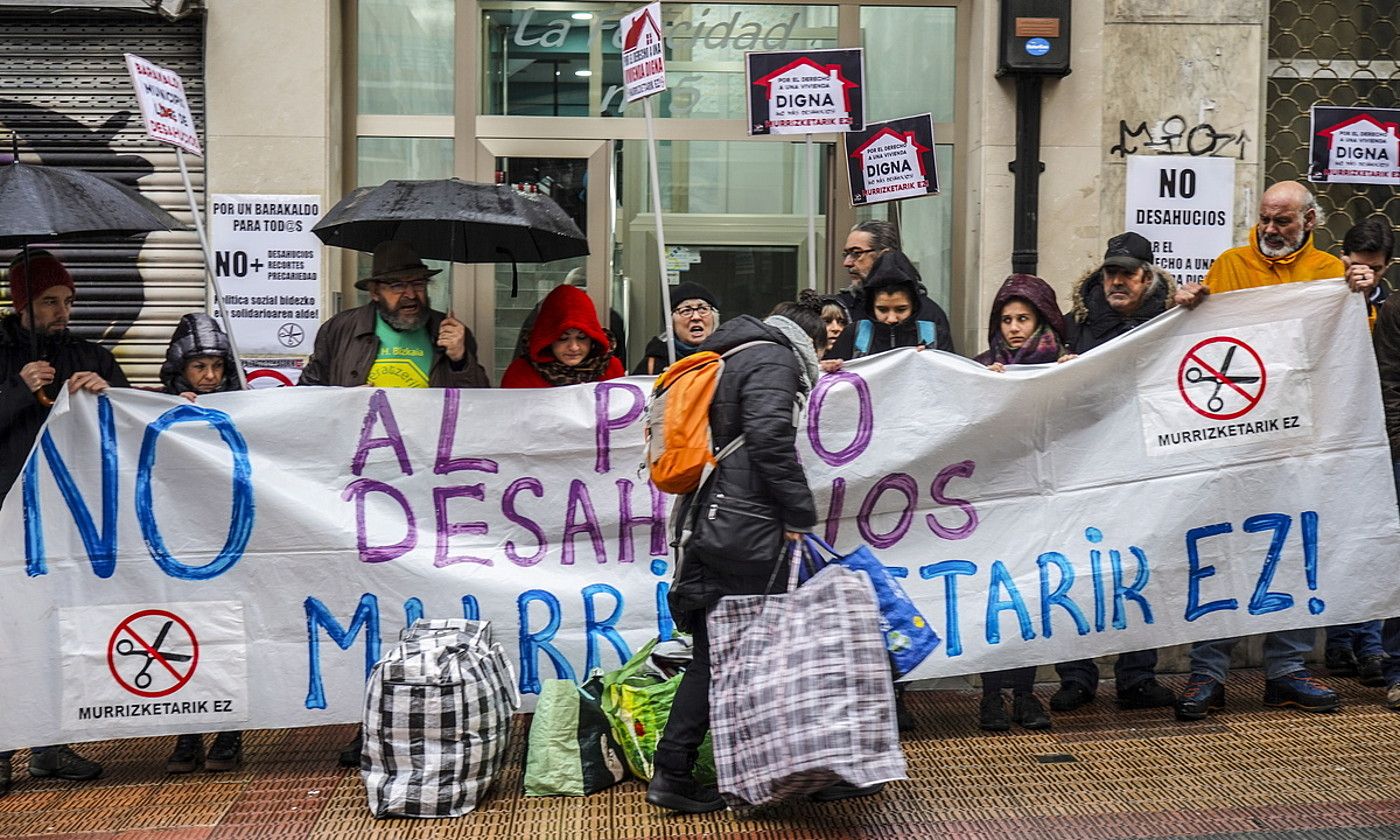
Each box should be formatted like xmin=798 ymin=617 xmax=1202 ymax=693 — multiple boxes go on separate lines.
xmin=1204 ymin=180 xmax=1342 ymax=291
xmin=1172 ymin=180 xmax=1379 ymax=723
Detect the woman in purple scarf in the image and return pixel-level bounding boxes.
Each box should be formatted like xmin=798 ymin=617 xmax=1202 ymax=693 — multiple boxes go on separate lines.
xmin=972 ymin=273 xmax=1068 ymax=730
xmin=974 ymin=274 xmax=1070 ymax=371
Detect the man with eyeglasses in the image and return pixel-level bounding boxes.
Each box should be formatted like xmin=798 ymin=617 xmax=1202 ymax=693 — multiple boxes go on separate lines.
xmin=834 ymin=220 xmax=956 ymax=355
xmin=301 ymin=240 xmax=488 ymax=389
xmin=632 ymin=281 xmax=720 ymax=375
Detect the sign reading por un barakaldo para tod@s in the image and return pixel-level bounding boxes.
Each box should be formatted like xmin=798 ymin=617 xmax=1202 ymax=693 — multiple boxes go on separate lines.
xmin=209 ymin=195 xmax=323 ymax=356
xmin=1 ymin=281 xmax=1395 ymax=748
xmin=746 ymin=48 xmax=864 ymax=135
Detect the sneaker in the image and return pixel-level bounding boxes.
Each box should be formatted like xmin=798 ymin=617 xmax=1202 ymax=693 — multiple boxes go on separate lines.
xmin=1263 ymin=670 xmax=1340 ymax=713
xmin=646 ymin=772 xmax=726 ymax=814
xmin=1386 ymin=681 xmax=1400 ymax=711
xmin=978 ymin=693 xmax=1010 ymax=731
xmin=1049 ymin=683 xmax=1094 ymax=712
xmin=1325 ymin=646 xmax=1358 ymax=675
xmin=28 ymin=746 xmax=102 ymax=781
xmin=205 ymin=731 xmax=243 ymax=772
xmin=894 ymin=688 xmax=915 ymax=732
xmin=165 ymin=734 xmax=203 ymax=774
xmin=337 ymin=730 xmax=362 ymax=768
xmin=1116 ymin=679 xmax=1176 ymax=710
xmin=810 ymin=781 xmax=885 ymax=802
xmin=1012 ymin=694 xmax=1051 ymax=730
xmin=1356 ymin=655 xmax=1386 ymax=688
xmin=1175 ymin=674 xmax=1226 ymax=721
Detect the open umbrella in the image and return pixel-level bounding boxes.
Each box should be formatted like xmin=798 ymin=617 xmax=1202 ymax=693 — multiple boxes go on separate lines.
xmin=311 ymin=178 xmax=589 ymax=295
xmin=0 ymin=150 xmax=182 ymax=402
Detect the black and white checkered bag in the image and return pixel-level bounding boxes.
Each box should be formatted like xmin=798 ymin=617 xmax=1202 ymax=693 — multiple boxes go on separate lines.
xmin=707 ymin=553 xmax=907 ymax=806
xmin=363 ymin=619 xmax=521 ymax=818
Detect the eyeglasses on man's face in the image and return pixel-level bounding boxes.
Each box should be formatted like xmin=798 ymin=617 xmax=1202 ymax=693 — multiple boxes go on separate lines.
xmin=674 ymin=304 xmax=715 ymax=318
xmin=842 ymin=247 xmax=877 ymax=260
xmin=378 ymin=279 xmax=430 ymax=294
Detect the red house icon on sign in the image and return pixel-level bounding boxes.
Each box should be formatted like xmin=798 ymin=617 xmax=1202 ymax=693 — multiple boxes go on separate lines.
xmin=754 ymin=57 xmax=858 ymax=113
xmin=850 ymin=127 xmax=932 ymax=176
xmin=1317 ymin=112 xmax=1400 ymax=143
xmin=623 ymin=8 xmax=663 ymax=51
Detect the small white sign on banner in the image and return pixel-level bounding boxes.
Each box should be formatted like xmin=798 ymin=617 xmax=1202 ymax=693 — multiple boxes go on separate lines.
xmin=621 ymin=3 xmax=667 ymax=103
xmin=124 ymin=53 xmax=201 ymax=156
xmin=1124 ymin=156 xmax=1235 ymax=285
xmin=59 ymin=601 xmax=248 ymax=736
xmin=209 ymin=195 xmax=323 ymax=356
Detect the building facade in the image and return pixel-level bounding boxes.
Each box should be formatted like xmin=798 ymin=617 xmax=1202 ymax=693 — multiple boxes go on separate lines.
xmin=1 ymin=0 xmax=1396 ymax=380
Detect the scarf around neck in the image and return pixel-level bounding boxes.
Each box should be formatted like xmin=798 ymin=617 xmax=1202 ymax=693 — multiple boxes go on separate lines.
xmin=763 ymin=315 xmax=819 ymax=394
xmin=975 ymin=325 xmax=1065 ymax=367
xmin=527 ymin=329 xmax=617 ymax=386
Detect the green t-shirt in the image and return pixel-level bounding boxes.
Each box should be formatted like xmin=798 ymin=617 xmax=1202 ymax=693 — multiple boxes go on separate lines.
xmin=367 ymin=314 xmax=433 ymax=388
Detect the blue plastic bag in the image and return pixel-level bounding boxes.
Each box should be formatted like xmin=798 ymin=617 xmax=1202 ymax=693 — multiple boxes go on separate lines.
xmin=803 ymin=535 xmax=940 ymax=678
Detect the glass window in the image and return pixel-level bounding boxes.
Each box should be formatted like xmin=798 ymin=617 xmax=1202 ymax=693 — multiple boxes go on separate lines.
xmin=492 ymin=157 xmax=591 ymax=374
xmin=615 ymin=138 xmax=828 ymax=364
xmin=482 ymin=3 xmax=838 ymax=118
xmin=353 ymin=137 xmax=456 ymax=304
xmin=855 ymin=145 xmax=954 ymax=309
xmin=859 ymin=6 xmax=956 ymax=124
xmin=358 ymin=0 xmax=455 ymax=115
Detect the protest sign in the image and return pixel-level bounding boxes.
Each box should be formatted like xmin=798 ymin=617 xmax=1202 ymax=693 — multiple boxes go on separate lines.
xmin=1 ymin=281 xmax=1395 ymax=748
xmin=1309 ymin=105 xmax=1400 ymax=185
xmin=209 ymin=195 xmax=322 ymax=355
xmin=125 ymin=53 xmax=201 ymax=156
xmin=845 ymin=114 xmax=938 ymax=206
xmin=1125 ymin=156 xmax=1235 ymax=285
xmin=746 ymin=48 xmax=864 ymax=136
xmin=621 ymin=3 xmax=667 ymax=103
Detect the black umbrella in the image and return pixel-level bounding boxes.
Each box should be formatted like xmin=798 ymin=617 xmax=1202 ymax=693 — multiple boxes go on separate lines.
xmin=0 ymin=152 xmax=182 ymax=401
xmin=312 ymin=178 xmax=589 ymax=295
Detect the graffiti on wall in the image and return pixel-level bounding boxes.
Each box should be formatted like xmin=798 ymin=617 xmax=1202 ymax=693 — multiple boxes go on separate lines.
xmin=1111 ymin=115 xmax=1250 ymax=160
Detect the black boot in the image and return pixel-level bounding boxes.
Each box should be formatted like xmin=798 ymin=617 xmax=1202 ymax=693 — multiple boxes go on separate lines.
xmin=646 ymin=771 xmax=725 ymax=814
xmin=165 ymin=734 xmax=203 ymax=774
xmin=206 ymin=731 xmax=243 ymax=772
xmin=979 ymin=692 xmax=1011 ymax=731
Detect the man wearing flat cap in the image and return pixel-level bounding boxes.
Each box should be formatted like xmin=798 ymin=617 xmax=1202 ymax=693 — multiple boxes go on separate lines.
xmin=301 ymin=240 xmax=488 ymax=388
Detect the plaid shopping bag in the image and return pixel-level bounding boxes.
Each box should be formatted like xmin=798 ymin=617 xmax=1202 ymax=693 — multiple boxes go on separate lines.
xmin=363 ymin=619 xmax=521 ymax=818
xmin=707 ymin=553 xmax=907 ymax=806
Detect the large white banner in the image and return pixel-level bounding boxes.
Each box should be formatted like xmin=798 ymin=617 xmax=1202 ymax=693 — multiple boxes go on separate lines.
xmin=2 ymin=281 xmax=1396 ymax=748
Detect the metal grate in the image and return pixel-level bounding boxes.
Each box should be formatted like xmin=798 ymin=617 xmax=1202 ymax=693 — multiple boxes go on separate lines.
xmin=1266 ymin=0 xmax=1399 ymax=271
xmin=0 ymin=9 xmax=205 ymax=384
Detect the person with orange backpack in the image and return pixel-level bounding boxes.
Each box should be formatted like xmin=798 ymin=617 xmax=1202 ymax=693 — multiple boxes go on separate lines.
xmin=645 ymin=291 xmax=828 ymax=814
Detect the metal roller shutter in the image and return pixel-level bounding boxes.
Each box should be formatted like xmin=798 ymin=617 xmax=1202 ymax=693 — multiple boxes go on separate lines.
xmin=0 ymin=7 xmax=205 ymax=384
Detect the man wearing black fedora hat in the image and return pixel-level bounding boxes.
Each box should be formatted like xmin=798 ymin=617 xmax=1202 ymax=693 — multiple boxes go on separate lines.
xmin=301 ymin=240 xmax=488 ymax=388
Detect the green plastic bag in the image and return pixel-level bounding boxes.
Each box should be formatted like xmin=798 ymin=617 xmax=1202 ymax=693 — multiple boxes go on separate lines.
xmin=524 ymin=676 xmax=628 ymax=797
xmin=599 ymin=638 xmax=715 ymax=784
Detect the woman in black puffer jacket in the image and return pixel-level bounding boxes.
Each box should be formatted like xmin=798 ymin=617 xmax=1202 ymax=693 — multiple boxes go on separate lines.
xmin=647 ymin=291 xmax=826 ymax=815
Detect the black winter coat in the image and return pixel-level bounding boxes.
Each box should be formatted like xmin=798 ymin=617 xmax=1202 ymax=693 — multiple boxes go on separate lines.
xmin=670 ymin=316 xmax=818 ymax=618
xmin=827 ymin=253 xmax=956 ymax=359
xmin=1373 ymin=296 xmax=1400 ymax=461
xmin=1064 ymin=266 xmax=1175 ymax=353
xmin=0 ymin=314 xmax=129 ymax=502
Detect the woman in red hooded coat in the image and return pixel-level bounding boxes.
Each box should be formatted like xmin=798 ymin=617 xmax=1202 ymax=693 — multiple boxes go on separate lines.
xmin=501 ymin=284 xmax=624 ymax=388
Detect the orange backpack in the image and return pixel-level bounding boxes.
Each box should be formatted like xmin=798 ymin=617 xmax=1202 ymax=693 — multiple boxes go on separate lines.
xmin=644 ymin=341 xmax=774 ymax=495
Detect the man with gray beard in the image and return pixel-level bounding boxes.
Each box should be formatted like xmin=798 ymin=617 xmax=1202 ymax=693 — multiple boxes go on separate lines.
xmin=300 ymin=240 xmax=488 ymax=388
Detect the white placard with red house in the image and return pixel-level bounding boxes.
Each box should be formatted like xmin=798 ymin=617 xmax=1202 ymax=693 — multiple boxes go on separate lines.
xmin=621 ymin=3 xmax=667 ymax=103
xmin=1309 ymin=105 xmax=1400 ymax=185
xmin=746 ymin=49 xmax=864 ymax=136
xmin=125 ymin=53 xmax=202 ymax=156
xmin=844 ymin=114 xmax=938 ymax=205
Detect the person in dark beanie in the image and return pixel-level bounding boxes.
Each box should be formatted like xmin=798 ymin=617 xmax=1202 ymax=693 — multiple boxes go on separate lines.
xmin=0 ymin=249 xmax=122 ymax=793
xmin=631 ymin=281 xmax=720 ymax=375
xmin=1053 ymin=233 xmax=1177 ymax=713
xmin=827 ymin=250 xmax=952 ymax=360
xmin=158 ymin=313 xmax=248 ymax=773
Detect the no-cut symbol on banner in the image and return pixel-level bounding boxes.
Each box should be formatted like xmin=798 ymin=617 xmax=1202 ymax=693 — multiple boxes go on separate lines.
xmin=1177 ymin=336 xmax=1267 ymax=420
xmin=107 ymin=609 xmax=199 ymax=698
xmin=277 ymin=323 xmax=305 ymax=348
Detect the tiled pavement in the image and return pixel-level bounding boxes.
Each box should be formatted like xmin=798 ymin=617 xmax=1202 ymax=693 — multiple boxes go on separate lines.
xmin=1 ymin=670 xmax=1397 ymax=840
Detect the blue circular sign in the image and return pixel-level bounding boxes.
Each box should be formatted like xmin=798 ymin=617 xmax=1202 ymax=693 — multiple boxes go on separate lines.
xmin=1025 ymin=37 xmax=1051 ymax=56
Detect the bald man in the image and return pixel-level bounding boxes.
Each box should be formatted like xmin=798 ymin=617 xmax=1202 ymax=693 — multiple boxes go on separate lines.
xmin=1173 ymin=181 xmax=1377 ymax=722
